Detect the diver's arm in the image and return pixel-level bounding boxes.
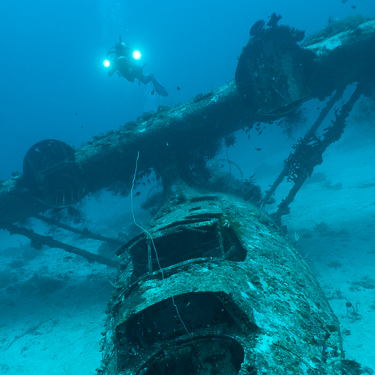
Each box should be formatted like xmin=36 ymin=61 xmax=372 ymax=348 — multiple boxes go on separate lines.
xmin=108 ymin=64 xmax=117 ymax=77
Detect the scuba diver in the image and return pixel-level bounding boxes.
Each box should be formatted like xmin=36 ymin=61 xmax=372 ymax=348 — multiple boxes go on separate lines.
xmin=104 ymin=37 xmax=168 ymax=97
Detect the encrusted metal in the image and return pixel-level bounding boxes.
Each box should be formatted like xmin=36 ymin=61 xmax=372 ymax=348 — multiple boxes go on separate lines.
xmin=98 ymin=184 xmax=342 ymax=374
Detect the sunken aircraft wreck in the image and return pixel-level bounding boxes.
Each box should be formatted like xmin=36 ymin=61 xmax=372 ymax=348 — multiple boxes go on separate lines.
xmin=1 ymin=14 xmax=375 ymax=374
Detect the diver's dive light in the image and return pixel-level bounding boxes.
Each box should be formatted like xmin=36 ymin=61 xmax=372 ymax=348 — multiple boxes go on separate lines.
xmin=132 ymin=50 xmax=141 ymax=60
xmin=103 ymin=59 xmax=110 ymax=68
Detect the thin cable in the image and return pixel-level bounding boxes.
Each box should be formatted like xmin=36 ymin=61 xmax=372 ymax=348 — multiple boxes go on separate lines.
xmin=131 ymin=152 xmax=164 ymax=279
xmin=130 ymin=151 xmax=193 ymax=344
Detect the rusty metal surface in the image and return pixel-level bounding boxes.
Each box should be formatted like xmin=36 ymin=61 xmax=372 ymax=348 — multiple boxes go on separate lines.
xmin=99 ymin=188 xmax=342 ymax=374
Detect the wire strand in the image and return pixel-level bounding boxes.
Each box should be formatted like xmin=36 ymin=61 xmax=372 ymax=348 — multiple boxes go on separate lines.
xmin=130 ymin=151 xmax=193 ymax=344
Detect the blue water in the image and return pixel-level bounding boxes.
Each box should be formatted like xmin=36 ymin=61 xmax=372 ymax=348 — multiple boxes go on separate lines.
xmin=1 ymin=0 xmax=374 ymax=180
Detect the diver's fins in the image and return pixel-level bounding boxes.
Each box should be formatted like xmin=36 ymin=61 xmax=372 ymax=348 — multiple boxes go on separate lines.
xmin=152 ymin=77 xmax=169 ymax=97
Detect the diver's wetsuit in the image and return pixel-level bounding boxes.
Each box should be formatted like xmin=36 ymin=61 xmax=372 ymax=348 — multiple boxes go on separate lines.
xmin=107 ymin=40 xmax=168 ymax=97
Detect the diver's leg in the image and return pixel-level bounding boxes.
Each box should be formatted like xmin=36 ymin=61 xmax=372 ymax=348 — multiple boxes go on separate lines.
xmin=151 ymin=75 xmax=169 ymax=97
xmin=139 ymin=73 xmax=154 ymax=85
xmin=139 ymin=73 xmax=169 ymax=97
